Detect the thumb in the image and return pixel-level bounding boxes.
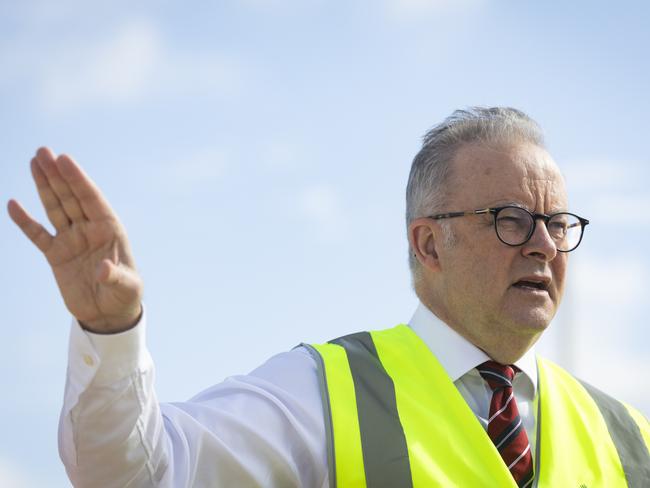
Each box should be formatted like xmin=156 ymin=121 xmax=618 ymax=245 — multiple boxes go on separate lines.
xmin=96 ymin=259 xmax=140 ymax=291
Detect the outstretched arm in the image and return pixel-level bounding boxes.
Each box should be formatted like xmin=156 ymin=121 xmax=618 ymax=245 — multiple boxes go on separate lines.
xmin=8 ymin=148 xmax=157 ymax=485
xmin=8 ymin=149 xmax=328 ymax=487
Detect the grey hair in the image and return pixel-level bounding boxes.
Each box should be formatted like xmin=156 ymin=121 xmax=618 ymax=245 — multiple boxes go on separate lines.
xmin=405 ymin=106 xmax=546 ymax=282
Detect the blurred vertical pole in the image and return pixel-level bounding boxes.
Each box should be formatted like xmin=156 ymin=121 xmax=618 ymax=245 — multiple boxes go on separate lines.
xmin=557 ymin=257 xmax=578 ymax=375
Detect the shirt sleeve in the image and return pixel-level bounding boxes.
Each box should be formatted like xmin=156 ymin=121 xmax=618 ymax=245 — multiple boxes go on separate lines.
xmin=58 ymin=308 xmax=329 ymax=488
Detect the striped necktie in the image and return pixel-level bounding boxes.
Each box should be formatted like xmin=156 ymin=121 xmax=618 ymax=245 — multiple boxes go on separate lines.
xmin=477 ymin=361 xmax=535 ymax=488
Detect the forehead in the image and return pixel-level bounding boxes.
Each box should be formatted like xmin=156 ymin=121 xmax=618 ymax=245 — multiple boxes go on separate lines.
xmin=448 ymin=141 xmax=568 ymax=211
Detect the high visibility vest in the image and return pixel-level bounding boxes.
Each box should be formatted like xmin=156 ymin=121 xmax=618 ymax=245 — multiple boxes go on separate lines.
xmin=305 ymin=324 xmax=650 ymax=487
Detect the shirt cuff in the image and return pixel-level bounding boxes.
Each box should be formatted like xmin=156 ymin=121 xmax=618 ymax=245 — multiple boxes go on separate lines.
xmin=66 ymin=304 xmax=152 ymax=390
xmin=60 ymin=304 xmax=154 ymax=471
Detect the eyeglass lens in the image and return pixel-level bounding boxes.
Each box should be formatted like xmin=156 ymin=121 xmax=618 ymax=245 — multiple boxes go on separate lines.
xmin=495 ymin=207 xmax=583 ymax=251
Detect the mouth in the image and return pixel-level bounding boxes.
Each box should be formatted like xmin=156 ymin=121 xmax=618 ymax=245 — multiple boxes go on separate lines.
xmin=511 ymin=277 xmax=551 ymax=293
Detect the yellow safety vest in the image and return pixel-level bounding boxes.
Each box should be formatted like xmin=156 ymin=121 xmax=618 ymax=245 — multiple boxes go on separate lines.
xmin=305 ymin=324 xmax=650 ymax=487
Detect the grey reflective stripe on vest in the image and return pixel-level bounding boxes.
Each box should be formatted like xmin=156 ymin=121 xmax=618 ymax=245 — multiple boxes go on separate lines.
xmin=579 ymin=380 xmax=650 ymax=487
xmin=300 ymin=344 xmax=337 ymax=488
xmin=330 ymin=332 xmax=413 ymax=488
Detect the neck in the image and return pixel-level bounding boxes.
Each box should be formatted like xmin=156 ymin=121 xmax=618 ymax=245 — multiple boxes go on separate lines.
xmin=417 ymin=291 xmax=540 ymax=365
xmin=472 ymin=332 xmax=540 ymax=364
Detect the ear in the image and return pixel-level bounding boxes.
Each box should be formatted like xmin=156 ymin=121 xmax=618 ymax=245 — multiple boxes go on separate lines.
xmin=408 ymin=217 xmax=442 ymax=273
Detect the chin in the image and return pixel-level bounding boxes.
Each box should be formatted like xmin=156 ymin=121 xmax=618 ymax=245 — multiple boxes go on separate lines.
xmin=509 ymin=307 xmax=555 ymax=333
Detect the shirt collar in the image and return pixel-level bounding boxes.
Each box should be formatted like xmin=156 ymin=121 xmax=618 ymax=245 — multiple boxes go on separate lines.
xmin=408 ymin=301 xmax=538 ymax=391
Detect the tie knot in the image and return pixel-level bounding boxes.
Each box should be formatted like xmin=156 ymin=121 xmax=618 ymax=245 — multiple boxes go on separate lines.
xmin=477 ymin=361 xmax=516 ymax=390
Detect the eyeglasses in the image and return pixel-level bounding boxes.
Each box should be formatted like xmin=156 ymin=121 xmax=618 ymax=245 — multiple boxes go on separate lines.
xmin=428 ymin=206 xmax=590 ymax=252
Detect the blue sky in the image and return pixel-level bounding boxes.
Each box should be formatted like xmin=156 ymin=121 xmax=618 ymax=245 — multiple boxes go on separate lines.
xmin=1 ymin=1 xmax=649 ymax=485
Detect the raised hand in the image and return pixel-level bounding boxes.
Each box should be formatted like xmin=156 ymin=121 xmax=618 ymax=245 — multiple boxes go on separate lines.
xmin=8 ymin=147 xmax=143 ymax=333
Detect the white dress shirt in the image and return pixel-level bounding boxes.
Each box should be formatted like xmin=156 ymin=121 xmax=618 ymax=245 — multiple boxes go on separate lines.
xmin=408 ymin=303 xmax=538 ymax=460
xmin=59 ymin=302 xmax=538 ymax=487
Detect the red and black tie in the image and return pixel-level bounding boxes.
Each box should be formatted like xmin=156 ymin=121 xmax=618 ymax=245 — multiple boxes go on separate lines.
xmin=477 ymin=361 xmax=535 ymax=488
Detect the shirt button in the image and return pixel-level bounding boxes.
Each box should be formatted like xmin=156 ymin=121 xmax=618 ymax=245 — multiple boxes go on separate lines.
xmin=83 ymin=354 xmax=95 ymax=367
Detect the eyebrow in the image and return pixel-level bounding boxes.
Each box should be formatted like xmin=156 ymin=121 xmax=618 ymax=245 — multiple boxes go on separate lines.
xmin=487 ymin=201 xmax=569 ymax=213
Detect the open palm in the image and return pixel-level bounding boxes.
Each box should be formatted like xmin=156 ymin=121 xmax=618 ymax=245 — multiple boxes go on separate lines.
xmin=8 ymin=147 xmax=143 ymax=333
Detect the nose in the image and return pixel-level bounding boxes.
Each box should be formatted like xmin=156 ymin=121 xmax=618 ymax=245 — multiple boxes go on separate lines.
xmin=521 ymin=218 xmax=557 ymax=262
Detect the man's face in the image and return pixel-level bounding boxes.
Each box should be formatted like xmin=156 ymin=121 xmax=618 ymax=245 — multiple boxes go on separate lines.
xmin=433 ymin=141 xmax=569 ymax=349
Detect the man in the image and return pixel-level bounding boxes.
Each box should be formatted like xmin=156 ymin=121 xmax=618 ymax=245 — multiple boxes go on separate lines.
xmin=8 ymin=107 xmax=650 ymax=487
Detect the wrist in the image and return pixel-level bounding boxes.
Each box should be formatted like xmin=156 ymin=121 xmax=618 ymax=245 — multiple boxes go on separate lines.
xmin=79 ymin=304 xmax=143 ymax=334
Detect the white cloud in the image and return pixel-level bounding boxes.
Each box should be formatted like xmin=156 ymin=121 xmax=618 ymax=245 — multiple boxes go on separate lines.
xmin=40 ymin=19 xmax=161 ymax=110
xmin=297 ymin=184 xmax=349 ymax=242
xmin=0 ymin=15 xmax=244 ymax=112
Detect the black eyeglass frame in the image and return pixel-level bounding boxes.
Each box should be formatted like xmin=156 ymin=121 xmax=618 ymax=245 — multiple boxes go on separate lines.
xmin=427 ymin=206 xmax=590 ymax=252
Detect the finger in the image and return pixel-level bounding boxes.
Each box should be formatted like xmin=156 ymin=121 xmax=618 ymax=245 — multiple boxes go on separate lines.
xmin=31 ymin=156 xmax=71 ymax=232
xmin=55 ymin=153 xmax=115 ymax=221
xmin=7 ymin=199 xmax=55 ymax=253
xmin=34 ymin=148 xmax=88 ymax=224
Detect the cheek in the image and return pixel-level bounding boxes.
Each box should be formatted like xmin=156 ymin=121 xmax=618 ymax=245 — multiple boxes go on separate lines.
xmin=551 ymin=257 xmax=568 ymax=294
xmin=443 ymin=234 xmax=514 ymax=295
xmin=460 ymin=251 xmax=512 ymax=291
